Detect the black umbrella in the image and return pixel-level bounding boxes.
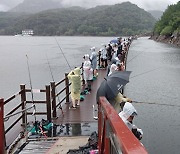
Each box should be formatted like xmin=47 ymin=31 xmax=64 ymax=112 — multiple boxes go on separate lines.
xmin=96 ymin=71 xmax=131 ymax=102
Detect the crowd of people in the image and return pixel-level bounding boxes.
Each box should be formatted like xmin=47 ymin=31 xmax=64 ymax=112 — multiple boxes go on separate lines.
xmin=67 ymin=36 xmax=143 ymax=140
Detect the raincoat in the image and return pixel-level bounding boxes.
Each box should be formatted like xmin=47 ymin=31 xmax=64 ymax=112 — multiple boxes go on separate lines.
xmin=68 ymin=67 xmax=81 ymax=100
xmin=90 ymin=47 xmax=97 ymax=70
xmin=99 ymin=45 xmax=107 ymax=59
xmin=118 ymin=102 xmax=137 ymax=130
xmin=83 ymin=54 xmax=93 ymax=81
xmin=113 ymin=93 xmax=132 ymax=113
xmin=119 ymin=102 xmax=143 ymax=140
xmin=108 ymin=64 xmax=117 ymax=76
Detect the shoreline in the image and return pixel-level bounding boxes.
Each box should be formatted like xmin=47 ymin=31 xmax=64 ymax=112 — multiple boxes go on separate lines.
xmin=150 ymin=35 xmax=180 ymax=47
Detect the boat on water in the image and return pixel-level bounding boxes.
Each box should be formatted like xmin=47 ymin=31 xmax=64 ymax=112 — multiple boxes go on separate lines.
xmin=0 ymin=37 xmax=148 ymax=154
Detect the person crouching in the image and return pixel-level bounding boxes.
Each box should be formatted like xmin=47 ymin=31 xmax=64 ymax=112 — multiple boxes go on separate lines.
xmin=119 ymin=102 xmax=143 ymax=140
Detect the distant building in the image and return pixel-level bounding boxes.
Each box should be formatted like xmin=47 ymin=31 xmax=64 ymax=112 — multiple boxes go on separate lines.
xmin=22 ymin=29 xmax=34 ymax=35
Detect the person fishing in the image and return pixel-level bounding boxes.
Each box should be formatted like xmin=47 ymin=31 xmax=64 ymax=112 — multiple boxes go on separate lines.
xmin=90 ymin=47 xmax=98 ymax=78
xmin=119 ymin=102 xmax=143 ymax=140
xmin=99 ymin=44 xmax=107 ymax=68
xmin=83 ymin=54 xmax=93 ymax=92
xmin=68 ymin=67 xmax=81 ymax=109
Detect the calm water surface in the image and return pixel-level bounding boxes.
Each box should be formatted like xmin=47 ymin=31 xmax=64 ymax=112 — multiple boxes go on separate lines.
xmin=0 ymin=36 xmax=180 ymax=153
xmin=126 ymin=37 xmax=180 ymax=154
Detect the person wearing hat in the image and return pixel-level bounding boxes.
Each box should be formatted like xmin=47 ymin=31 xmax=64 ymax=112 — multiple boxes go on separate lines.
xmin=90 ymin=47 xmax=98 ymax=77
xmin=119 ymin=102 xmax=143 ymax=140
xmin=83 ymin=54 xmax=93 ymax=91
xmin=68 ymin=67 xmax=81 ymax=109
xmin=99 ymin=44 xmax=107 ymax=68
xmin=108 ymin=64 xmax=117 ymax=76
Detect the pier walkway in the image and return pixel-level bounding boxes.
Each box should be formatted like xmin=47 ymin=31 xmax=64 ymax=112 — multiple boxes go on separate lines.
xmin=53 ymin=69 xmax=106 ymax=124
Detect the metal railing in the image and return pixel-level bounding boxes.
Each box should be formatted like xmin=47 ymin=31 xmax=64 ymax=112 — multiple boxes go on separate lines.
xmin=98 ymin=97 xmax=148 ymax=154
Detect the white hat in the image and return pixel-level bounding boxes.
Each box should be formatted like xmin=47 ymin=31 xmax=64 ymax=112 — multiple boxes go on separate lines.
xmin=90 ymin=47 xmax=96 ymax=51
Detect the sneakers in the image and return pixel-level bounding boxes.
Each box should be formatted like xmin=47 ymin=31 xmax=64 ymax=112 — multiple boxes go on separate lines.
xmin=76 ymin=104 xmax=80 ymax=107
xmin=69 ymin=106 xmax=77 ymax=109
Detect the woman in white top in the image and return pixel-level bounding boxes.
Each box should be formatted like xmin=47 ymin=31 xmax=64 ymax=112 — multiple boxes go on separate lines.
xmin=90 ymin=47 xmax=97 ymax=77
xmin=83 ymin=54 xmax=93 ymax=91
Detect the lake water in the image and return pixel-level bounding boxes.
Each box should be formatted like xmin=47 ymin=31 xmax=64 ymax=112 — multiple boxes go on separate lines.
xmin=0 ymin=36 xmax=180 ymax=153
xmin=126 ymin=37 xmax=180 ymax=154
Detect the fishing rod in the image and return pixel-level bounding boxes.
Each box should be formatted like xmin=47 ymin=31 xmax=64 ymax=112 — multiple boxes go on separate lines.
xmin=26 ymin=55 xmax=37 ymax=121
xmin=132 ymin=100 xmax=180 ymax=107
xmin=127 ymin=51 xmax=144 ymax=64
xmin=54 ymin=37 xmax=72 ymax=70
xmin=130 ymin=67 xmax=162 ymax=79
xmin=45 ymin=54 xmax=64 ymax=115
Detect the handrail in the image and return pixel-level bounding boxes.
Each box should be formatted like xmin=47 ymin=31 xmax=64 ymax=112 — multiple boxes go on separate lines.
xmin=98 ymin=97 xmax=148 ymax=154
xmin=0 ymin=98 xmax=5 ymax=154
xmin=1 ymin=84 xmax=51 ymax=150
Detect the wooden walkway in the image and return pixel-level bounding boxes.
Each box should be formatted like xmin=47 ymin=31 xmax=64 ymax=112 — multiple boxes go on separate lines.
xmin=53 ymin=69 xmax=106 ymax=124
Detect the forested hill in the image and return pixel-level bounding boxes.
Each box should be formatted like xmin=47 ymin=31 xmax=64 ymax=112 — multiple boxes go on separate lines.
xmin=151 ymin=2 xmax=180 ymax=46
xmin=0 ymin=2 xmax=156 ymax=36
xmin=153 ymin=1 xmax=180 ymax=36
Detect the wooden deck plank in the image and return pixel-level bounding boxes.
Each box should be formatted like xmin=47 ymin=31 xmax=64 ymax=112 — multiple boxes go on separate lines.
xmin=53 ymin=69 xmax=106 ymax=124
xmin=46 ymin=136 xmax=89 ymax=154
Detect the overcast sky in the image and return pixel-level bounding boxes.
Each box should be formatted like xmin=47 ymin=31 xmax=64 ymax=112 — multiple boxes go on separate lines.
xmin=0 ymin=0 xmax=179 ymax=12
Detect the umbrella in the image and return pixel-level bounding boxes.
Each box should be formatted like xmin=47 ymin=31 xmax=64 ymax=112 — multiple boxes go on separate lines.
xmin=96 ymin=71 xmax=131 ymax=102
xmin=110 ymin=39 xmax=119 ymax=44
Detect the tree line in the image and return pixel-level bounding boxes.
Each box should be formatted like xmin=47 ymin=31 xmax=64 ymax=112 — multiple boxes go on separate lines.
xmin=153 ymin=1 xmax=180 ymax=36
xmin=0 ymin=2 xmax=156 ymax=36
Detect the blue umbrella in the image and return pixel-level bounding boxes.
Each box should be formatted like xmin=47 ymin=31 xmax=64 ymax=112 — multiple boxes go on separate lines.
xmin=110 ymin=39 xmax=119 ymax=44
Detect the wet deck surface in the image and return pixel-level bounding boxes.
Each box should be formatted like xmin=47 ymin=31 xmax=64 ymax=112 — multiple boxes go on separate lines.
xmin=53 ymin=69 xmax=106 ymax=124
xmin=46 ymin=136 xmax=89 ymax=154
xmin=14 ymin=69 xmax=106 ymax=154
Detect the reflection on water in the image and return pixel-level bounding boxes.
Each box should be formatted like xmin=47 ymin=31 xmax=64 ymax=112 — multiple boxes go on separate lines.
xmin=27 ymin=122 xmax=97 ymax=140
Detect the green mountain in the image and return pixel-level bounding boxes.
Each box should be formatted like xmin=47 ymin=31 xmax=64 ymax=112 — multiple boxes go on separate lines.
xmin=153 ymin=1 xmax=180 ymax=36
xmin=0 ymin=2 xmax=156 ymax=36
xmin=10 ymin=0 xmax=63 ymax=14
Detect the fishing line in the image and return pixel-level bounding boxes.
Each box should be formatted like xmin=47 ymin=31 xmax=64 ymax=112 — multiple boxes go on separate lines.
xmin=45 ymin=54 xmax=64 ymax=116
xmin=26 ymin=55 xmax=37 ymax=121
xmin=126 ymin=51 xmax=144 ymax=64
xmin=130 ymin=67 xmax=162 ymax=79
xmin=132 ymin=100 xmax=180 ymax=107
xmin=54 ymin=37 xmax=72 ymax=70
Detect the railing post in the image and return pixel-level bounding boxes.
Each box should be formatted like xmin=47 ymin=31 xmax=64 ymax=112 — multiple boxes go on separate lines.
xmin=65 ymin=73 xmax=70 ymax=103
xmin=46 ymin=85 xmax=51 ymax=122
xmin=81 ymin=62 xmax=85 ymax=85
xmin=20 ymin=84 xmax=26 ymax=125
xmin=98 ymin=51 xmax=101 ymax=68
xmin=98 ymin=104 xmax=103 ymax=154
xmin=0 ymin=98 xmax=5 ymax=154
xmin=50 ymin=82 xmax=57 ymax=118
